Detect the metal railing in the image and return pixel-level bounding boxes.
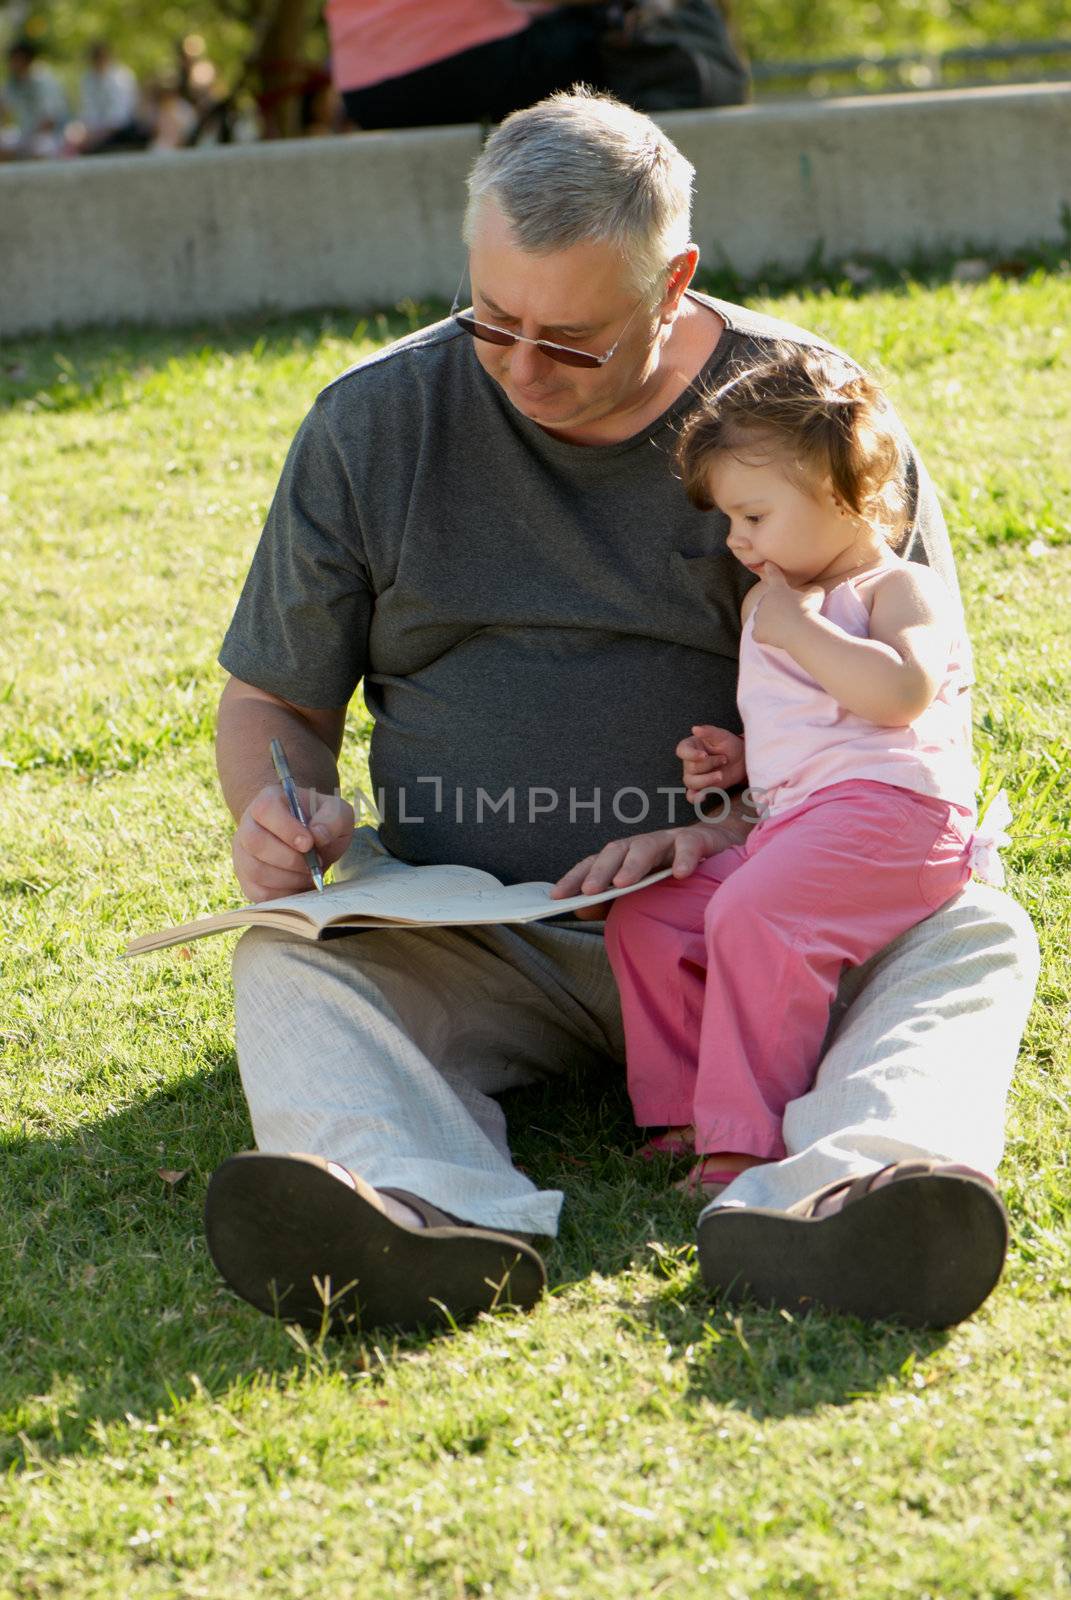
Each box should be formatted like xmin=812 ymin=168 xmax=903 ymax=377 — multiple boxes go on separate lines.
xmin=751 ymin=37 xmax=1071 ymax=96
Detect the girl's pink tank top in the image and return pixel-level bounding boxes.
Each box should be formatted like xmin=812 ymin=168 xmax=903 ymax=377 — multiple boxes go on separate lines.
xmin=327 ymin=0 xmax=531 ymax=93
xmin=738 ymin=564 xmax=978 ymax=822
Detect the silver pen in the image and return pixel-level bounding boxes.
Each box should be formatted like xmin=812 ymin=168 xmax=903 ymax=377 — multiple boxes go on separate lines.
xmin=269 ymin=737 xmax=326 ymax=893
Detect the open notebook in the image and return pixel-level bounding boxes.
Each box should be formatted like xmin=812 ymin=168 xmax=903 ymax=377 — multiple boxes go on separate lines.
xmin=124 ymin=855 xmax=673 ymax=957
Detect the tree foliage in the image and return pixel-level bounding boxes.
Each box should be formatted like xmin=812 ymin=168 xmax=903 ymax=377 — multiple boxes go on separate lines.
xmin=741 ymin=0 xmax=1071 ymax=61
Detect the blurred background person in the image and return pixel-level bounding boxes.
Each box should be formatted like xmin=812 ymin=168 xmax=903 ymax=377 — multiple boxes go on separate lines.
xmin=0 ymin=37 xmax=67 ymax=159
xmin=328 ymin=0 xmax=590 ymax=129
xmin=329 ymin=1 xmax=746 ymax=131
xmin=599 ymin=0 xmax=749 ymax=112
xmin=176 ymin=34 xmax=220 ymax=113
xmin=74 ymin=40 xmax=148 ymax=154
xmin=178 ymin=32 xmax=260 ymax=146
xmin=299 ymin=70 xmax=345 ymax=137
xmin=145 ymin=74 xmax=198 ymax=151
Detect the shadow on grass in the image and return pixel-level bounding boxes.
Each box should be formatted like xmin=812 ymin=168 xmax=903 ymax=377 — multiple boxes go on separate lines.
xmin=507 ymin=1068 xmax=949 ymax=1421
xmin=1 ymin=1052 xmax=947 ymax=1471
xmin=631 ymin=1269 xmax=948 ymax=1420
xmin=3 ymin=240 xmax=1066 ymax=415
xmin=0 ymin=1053 xmax=560 ymax=1471
xmin=1 ymin=1052 xmax=300 ymax=1469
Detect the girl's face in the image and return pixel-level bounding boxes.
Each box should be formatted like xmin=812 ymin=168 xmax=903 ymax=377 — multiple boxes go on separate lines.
xmin=705 ymin=447 xmax=877 ymax=586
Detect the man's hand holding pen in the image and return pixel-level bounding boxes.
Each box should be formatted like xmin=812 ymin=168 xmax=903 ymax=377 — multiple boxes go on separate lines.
xmin=232 ymin=783 xmax=355 ymax=904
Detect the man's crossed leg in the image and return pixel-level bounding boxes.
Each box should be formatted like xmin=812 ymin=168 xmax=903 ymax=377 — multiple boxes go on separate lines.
xmin=205 ymin=837 xmax=1038 ymax=1332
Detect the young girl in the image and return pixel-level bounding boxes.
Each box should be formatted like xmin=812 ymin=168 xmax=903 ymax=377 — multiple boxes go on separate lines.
xmin=604 ymin=343 xmax=1003 ymax=1199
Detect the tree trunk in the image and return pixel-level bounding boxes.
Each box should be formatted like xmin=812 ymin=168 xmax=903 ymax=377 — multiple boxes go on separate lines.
xmin=253 ymin=0 xmax=310 ymax=139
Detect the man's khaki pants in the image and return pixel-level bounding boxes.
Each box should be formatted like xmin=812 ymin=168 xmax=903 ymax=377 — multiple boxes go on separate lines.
xmin=230 ymin=829 xmax=1039 ymax=1238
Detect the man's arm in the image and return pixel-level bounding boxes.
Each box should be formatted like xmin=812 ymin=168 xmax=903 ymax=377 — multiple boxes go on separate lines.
xmin=215 ymin=393 xmax=376 ymax=900
xmin=217 ymin=676 xmax=354 ymax=903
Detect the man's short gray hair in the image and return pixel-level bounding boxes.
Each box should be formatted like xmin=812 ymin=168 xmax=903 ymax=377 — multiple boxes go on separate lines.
xmin=463 ymin=87 xmax=695 ymax=296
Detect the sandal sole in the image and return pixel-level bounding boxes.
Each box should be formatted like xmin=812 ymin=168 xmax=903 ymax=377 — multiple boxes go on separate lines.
xmin=696 ymin=1172 xmax=1008 ymax=1328
xmin=204 ymin=1153 xmax=546 ymax=1333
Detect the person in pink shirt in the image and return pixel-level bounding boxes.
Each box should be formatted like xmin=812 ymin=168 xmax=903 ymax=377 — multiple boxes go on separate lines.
xmin=328 ymin=1 xmax=748 ymax=129
xmin=603 ymin=343 xmax=1005 ymax=1199
xmin=328 ymin=1 xmax=606 ymax=128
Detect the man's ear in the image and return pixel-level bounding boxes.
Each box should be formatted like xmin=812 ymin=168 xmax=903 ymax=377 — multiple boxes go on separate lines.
xmin=661 ymin=245 xmax=700 ymax=321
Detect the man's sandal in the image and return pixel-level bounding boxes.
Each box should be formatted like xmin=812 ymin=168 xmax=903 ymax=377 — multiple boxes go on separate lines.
xmin=204 ymin=1151 xmax=546 ymax=1334
xmin=696 ymin=1158 xmax=1008 ymax=1328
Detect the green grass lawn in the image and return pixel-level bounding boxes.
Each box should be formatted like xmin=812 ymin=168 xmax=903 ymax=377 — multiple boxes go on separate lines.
xmin=1 ymin=260 xmax=1069 ymax=1598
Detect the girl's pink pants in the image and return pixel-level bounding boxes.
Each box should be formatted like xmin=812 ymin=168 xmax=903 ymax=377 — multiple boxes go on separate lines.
xmin=604 ymin=780 xmax=974 ymax=1160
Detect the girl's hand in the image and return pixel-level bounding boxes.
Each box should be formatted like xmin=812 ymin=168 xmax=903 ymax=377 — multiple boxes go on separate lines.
xmin=677 ymin=725 xmax=747 ymax=801
xmin=751 ymin=562 xmax=824 ymax=649
xmin=550 ymin=822 xmax=734 ymax=917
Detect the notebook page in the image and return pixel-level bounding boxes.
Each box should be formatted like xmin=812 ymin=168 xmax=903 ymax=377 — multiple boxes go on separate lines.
xmin=268 ymin=857 xmax=511 ymax=929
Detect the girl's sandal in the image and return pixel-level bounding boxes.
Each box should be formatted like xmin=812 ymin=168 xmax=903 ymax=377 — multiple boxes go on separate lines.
xmin=636 ymin=1127 xmax=695 ymax=1162
xmin=675 ymin=1157 xmax=743 ymax=1198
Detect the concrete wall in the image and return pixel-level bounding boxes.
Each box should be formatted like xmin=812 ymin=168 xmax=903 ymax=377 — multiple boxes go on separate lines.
xmin=2 ymin=83 xmax=1068 ymax=337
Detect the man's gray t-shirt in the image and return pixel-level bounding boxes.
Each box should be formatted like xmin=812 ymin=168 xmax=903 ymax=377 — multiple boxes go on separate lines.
xmin=219 ymin=293 xmax=957 ymax=884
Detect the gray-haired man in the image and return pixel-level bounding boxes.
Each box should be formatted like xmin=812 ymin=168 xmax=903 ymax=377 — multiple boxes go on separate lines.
xmin=207 ymin=90 xmax=1038 ymax=1333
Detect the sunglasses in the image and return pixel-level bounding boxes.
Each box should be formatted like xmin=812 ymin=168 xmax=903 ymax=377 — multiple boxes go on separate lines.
xmin=450 ymin=269 xmax=651 ymax=370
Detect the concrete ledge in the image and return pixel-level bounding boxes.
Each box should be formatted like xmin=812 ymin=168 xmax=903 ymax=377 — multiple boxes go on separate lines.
xmin=2 ymin=83 xmax=1069 ymax=336
xmin=670 ymin=83 xmax=1071 ymax=280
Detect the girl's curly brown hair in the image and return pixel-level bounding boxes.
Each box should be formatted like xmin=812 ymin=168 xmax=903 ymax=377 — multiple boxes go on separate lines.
xmin=676 ymin=342 xmax=908 ymax=545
